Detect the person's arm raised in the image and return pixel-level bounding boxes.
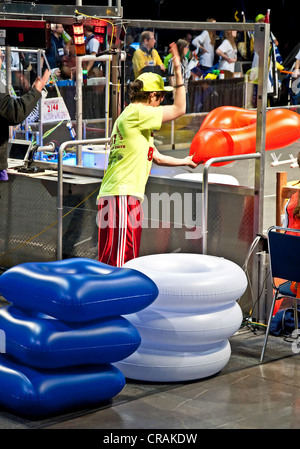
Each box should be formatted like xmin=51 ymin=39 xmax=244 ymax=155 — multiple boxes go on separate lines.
xmin=32 ymin=69 xmax=51 ymax=93
xmin=162 ymin=42 xmax=186 ymax=123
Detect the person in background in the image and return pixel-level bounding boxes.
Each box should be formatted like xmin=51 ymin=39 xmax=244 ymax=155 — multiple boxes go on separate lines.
xmin=124 ymin=32 xmax=138 ymax=83
xmin=282 ymin=151 xmax=300 ymax=296
xmin=0 ymin=64 xmax=50 ymax=180
xmin=168 ymin=39 xmax=191 ymax=111
xmin=84 ymin=25 xmax=102 ymax=78
xmin=292 ymin=48 xmax=300 ymax=78
xmin=192 ymin=18 xmax=217 ymax=72
xmin=250 ymin=13 xmax=282 ymax=105
xmin=289 ymin=47 xmax=300 ymax=104
xmin=283 ymin=152 xmax=300 ymax=233
xmin=97 ymin=42 xmax=198 ymax=267
xmin=255 ymin=13 xmax=279 ymax=46
xmin=45 ymin=24 xmax=68 ymax=77
xmin=132 ymin=30 xmax=165 ymax=78
xmin=216 ymin=30 xmax=238 ymax=78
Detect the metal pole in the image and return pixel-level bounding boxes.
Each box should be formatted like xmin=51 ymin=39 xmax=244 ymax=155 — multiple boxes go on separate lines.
xmin=248 ymin=23 xmax=270 ymax=317
xmin=37 ymin=49 xmax=43 ymax=146
xmin=202 ymin=153 xmax=261 ymax=255
xmin=105 ymin=0 xmax=113 ymax=138
xmin=75 ymin=55 xmax=83 ymax=165
xmin=115 ymin=0 xmax=122 ymax=16
xmin=5 ymin=46 xmax=12 ymax=139
xmin=254 ymin=22 xmax=270 ymax=237
xmin=5 ymin=46 xmax=11 ymax=95
xmin=111 ymin=51 xmax=120 ymax=126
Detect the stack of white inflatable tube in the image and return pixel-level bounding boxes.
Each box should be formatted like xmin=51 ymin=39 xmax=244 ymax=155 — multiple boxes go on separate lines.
xmin=114 ymin=253 xmax=247 ymax=382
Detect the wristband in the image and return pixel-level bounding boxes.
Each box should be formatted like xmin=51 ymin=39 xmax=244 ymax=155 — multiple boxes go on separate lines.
xmin=174 ymin=83 xmax=184 ymax=88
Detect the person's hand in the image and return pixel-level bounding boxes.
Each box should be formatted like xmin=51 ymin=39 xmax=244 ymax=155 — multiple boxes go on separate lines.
xmin=53 ymin=68 xmax=61 ymax=78
xmin=183 ymin=155 xmax=198 ymax=168
xmin=292 ymin=68 xmax=300 ymax=79
xmin=169 ymin=42 xmax=180 ymax=69
xmin=32 ymin=69 xmax=51 ymax=92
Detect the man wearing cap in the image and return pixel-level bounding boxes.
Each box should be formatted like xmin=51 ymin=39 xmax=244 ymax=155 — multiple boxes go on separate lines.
xmin=97 ymin=42 xmax=197 ymax=267
xmin=255 ymin=14 xmax=265 ymax=23
xmin=254 ymin=13 xmax=278 ymax=46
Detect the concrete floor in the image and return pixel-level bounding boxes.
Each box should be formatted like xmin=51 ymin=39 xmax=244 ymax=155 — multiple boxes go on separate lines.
xmin=36 ymin=324 xmax=300 ymax=430
xmin=45 ymin=357 xmax=300 ymax=430
xmin=1 ymin=315 xmax=299 ymax=430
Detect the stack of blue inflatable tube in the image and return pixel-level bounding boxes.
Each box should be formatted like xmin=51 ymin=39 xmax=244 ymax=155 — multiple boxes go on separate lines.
xmin=0 ymin=258 xmax=158 ymax=418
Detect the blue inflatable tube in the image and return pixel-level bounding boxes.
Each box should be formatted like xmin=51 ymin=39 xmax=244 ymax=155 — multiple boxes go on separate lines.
xmin=0 ymin=305 xmax=141 ymax=369
xmin=0 ymin=258 xmax=158 ymax=322
xmin=0 ymin=355 xmax=125 ymax=418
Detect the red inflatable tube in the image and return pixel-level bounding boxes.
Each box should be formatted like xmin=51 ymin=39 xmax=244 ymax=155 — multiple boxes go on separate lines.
xmin=190 ymin=108 xmax=300 ymax=166
xmin=200 ymin=106 xmax=257 ymax=130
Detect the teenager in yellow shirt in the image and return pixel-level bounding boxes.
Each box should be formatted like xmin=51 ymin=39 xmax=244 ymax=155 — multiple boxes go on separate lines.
xmin=97 ymin=42 xmax=197 ymax=267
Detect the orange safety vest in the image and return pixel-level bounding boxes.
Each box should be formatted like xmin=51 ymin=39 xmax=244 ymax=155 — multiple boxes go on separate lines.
xmin=286 ymin=190 xmax=300 ymax=234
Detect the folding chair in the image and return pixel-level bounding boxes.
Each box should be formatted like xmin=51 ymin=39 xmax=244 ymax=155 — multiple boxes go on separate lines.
xmin=260 ymin=225 xmax=300 ymax=362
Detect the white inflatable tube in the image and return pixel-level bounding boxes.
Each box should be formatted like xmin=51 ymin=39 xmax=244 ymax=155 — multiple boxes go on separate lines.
xmin=150 ymin=166 xmax=239 ymax=186
xmin=114 ymin=340 xmax=231 ymax=382
xmin=124 ymin=253 xmax=247 ymax=312
xmin=173 ymin=172 xmax=239 ymax=186
xmin=126 ymin=302 xmax=242 ymax=350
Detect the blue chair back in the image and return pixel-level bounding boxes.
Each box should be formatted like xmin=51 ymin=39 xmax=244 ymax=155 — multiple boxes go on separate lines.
xmin=268 ymin=226 xmax=300 ymax=283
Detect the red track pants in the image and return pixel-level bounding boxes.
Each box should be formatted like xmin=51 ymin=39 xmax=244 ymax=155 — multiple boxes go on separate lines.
xmin=97 ymin=195 xmax=143 ymax=267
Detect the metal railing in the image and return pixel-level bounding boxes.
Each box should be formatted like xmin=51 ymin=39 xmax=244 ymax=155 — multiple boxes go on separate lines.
xmin=56 ymin=141 xmax=261 ymax=259
xmin=56 ymin=137 xmax=110 ymax=260
xmin=202 ymin=153 xmax=261 ymax=254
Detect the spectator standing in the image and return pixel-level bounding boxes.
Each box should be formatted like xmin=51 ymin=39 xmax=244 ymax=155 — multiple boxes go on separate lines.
xmin=192 ymin=18 xmax=217 ymax=72
xmin=124 ymin=33 xmax=138 ymax=83
xmin=45 ymin=24 xmax=67 ymax=76
xmin=168 ymin=39 xmax=190 ymax=111
xmin=293 ymin=48 xmax=300 ymax=78
xmin=250 ymin=13 xmax=282 ymax=105
xmin=132 ymin=30 xmax=165 ymax=78
xmin=0 ymin=65 xmax=50 ymax=179
xmin=216 ymin=30 xmax=238 ymax=78
xmin=84 ymin=25 xmax=102 ymax=78
xmin=291 ymin=48 xmax=300 ymax=104
xmin=255 ymin=13 xmax=279 ymax=46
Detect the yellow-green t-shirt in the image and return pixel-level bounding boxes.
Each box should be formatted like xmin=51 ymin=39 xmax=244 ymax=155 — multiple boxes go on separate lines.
xmin=98 ymin=103 xmax=163 ymax=201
